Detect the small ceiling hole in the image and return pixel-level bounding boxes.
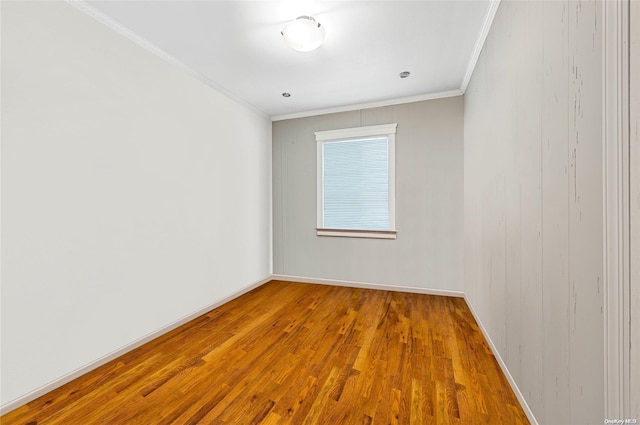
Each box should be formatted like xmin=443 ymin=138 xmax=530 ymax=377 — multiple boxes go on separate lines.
xmin=399 ymin=71 xmax=411 ymax=79
xmin=282 ymin=92 xmax=291 ymax=97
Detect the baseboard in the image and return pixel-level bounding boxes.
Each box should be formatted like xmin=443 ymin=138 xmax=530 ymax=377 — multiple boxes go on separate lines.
xmin=0 ymin=275 xmax=272 ymax=415
xmin=463 ymin=295 xmax=539 ymax=425
xmin=3 ymin=275 xmax=519 ymax=419
xmin=270 ymin=273 xmax=464 ymax=298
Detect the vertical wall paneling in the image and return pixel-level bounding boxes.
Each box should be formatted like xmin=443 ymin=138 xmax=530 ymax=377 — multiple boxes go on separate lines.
xmin=464 ymin=1 xmax=603 ymax=423
xmin=567 ymin=2 xmax=604 ymax=424
xmin=519 ymin=2 xmax=544 ymax=411
xmin=541 ymin=2 xmax=570 ymax=423
xmin=273 ymin=98 xmax=464 ymax=291
xmin=629 ymin=0 xmax=640 ymax=418
xmin=603 ymin=0 xmax=634 ymax=419
xmin=502 ymin=1 xmax=523 ymax=384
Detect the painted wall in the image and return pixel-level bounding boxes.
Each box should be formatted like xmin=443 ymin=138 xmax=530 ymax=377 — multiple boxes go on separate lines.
xmin=464 ymin=1 xmax=603 ymax=424
xmin=273 ymin=97 xmax=464 ymax=291
xmin=1 ymin=2 xmax=271 ymax=406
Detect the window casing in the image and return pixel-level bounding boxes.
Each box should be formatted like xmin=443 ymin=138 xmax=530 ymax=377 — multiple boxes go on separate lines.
xmin=315 ymin=123 xmax=397 ymax=239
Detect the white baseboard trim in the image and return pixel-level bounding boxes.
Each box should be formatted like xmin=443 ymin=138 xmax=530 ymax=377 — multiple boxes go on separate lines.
xmin=270 ymin=274 xmax=464 ymax=298
xmin=5 ymin=274 xmax=533 ymax=421
xmin=0 ymin=275 xmax=272 ymax=415
xmin=463 ymin=295 xmax=539 ymax=425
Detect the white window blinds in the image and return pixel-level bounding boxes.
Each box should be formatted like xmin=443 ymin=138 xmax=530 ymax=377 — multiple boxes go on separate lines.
xmin=315 ymin=123 xmax=397 ymax=239
xmin=322 ymin=137 xmax=390 ymax=230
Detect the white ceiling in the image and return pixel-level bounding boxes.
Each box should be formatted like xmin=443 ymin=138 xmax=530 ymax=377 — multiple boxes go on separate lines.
xmin=81 ymin=1 xmax=495 ymax=120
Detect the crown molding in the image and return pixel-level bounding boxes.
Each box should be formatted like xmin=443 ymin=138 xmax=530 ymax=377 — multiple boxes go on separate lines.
xmin=460 ymin=0 xmax=500 ymax=93
xmin=271 ymin=90 xmax=463 ymax=122
xmin=65 ymin=0 xmax=269 ymax=121
xmin=66 ymin=0 xmax=493 ymax=122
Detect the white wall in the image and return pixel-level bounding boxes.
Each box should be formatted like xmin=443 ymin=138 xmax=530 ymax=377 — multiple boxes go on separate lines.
xmin=273 ymin=97 xmax=464 ymax=291
xmin=0 ymin=1 xmax=271 ymax=406
xmin=464 ymin=1 xmax=603 ymax=424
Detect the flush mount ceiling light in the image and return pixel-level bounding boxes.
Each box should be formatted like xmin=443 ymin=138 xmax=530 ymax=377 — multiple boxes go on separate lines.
xmin=281 ymin=16 xmax=326 ymax=52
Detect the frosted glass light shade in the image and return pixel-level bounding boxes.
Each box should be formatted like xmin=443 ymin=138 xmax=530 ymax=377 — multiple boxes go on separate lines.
xmin=281 ymin=16 xmax=326 ymax=52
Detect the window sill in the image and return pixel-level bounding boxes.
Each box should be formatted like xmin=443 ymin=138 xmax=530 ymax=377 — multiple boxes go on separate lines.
xmin=316 ymin=228 xmax=397 ymax=239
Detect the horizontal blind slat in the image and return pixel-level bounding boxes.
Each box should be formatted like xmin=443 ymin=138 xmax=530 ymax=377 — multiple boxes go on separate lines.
xmin=322 ymin=137 xmax=390 ymax=231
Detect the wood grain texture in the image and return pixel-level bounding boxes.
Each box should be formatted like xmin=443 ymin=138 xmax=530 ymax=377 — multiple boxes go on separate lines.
xmin=1 ymin=281 xmax=529 ymax=425
xmin=630 ymin=0 xmax=640 ymax=418
xmin=464 ymin=0 xmax=603 ymax=423
xmin=541 ymin=2 xmax=570 ymax=423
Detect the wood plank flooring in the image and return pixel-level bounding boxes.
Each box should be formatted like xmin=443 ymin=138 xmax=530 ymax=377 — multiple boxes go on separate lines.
xmin=1 ymin=281 xmax=530 ymax=424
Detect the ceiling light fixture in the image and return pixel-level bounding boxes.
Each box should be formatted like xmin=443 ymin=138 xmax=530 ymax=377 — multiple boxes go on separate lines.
xmin=281 ymin=16 xmax=326 ymax=52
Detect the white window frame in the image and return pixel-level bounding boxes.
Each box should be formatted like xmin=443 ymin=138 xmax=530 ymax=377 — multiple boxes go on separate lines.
xmin=314 ymin=123 xmax=397 ymax=239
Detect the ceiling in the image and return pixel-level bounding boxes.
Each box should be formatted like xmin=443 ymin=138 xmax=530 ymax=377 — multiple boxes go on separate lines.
xmin=81 ymin=1 xmax=496 ymax=120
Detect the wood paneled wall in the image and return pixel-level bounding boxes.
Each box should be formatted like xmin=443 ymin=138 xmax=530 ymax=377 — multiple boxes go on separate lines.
xmin=273 ymin=98 xmax=464 ymax=291
xmin=463 ymin=2 xmax=603 ymax=424
xmin=630 ymin=0 xmax=640 ymax=417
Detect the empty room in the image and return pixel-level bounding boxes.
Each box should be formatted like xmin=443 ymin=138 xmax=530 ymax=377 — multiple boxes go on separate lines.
xmin=1 ymin=1 xmax=638 ymax=424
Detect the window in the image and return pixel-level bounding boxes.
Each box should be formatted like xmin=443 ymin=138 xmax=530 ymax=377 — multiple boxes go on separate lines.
xmin=315 ymin=123 xmax=397 ymax=239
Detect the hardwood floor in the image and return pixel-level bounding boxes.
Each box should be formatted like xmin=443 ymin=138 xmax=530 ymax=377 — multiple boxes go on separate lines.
xmin=1 ymin=281 xmax=530 ymax=424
